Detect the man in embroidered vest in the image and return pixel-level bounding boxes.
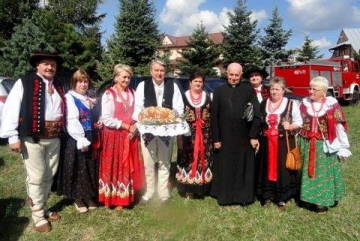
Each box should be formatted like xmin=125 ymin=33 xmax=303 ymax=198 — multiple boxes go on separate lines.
xmin=0 ymin=51 xmax=65 ymax=232
xmin=243 ymin=65 xmax=270 ymax=104
xmin=133 ymin=59 xmax=184 ymax=205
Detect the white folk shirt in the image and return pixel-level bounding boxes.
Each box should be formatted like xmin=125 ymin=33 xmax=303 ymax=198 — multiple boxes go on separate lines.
xmin=101 ymin=86 xmax=135 ymax=129
xmin=66 ymin=90 xmax=93 ymax=149
xmin=254 ymin=85 xmax=263 ymax=103
xmin=265 ymin=97 xmax=303 ymax=128
xmin=0 ymin=74 xmax=63 ymax=144
xmin=132 ymin=79 xmax=184 ymax=122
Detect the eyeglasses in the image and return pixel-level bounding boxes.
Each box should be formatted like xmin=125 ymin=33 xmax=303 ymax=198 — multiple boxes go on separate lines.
xmin=308 ymin=87 xmax=322 ymax=92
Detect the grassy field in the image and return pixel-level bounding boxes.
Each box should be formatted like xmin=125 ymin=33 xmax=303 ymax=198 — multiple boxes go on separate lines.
xmin=1 ymin=106 xmax=359 ymax=241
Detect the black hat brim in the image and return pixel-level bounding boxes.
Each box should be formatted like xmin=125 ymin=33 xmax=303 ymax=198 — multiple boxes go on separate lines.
xmin=29 ymin=52 xmax=63 ymax=68
xmin=243 ymin=66 xmax=269 ymax=80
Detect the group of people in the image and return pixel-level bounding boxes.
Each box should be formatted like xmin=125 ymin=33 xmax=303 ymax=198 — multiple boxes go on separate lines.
xmin=0 ymin=52 xmax=351 ymax=233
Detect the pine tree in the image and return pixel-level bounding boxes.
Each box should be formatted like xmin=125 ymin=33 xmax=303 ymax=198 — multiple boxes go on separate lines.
xmin=0 ymin=18 xmax=54 ymax=78
xmin=46 ymin=0 xmax=105 ymax=30
xmin=259 ymin=6 xmax=292 ymax=62
xmin=0 ymin=0 xmax=38 ymax=48
xmin=0 ymin=1 xmax=104 ymax=80
xmin=178 ymin=23 xmax=222 ymax=76
xmin=297 ymin=35 xmax=324 ymax=62
xmin=105 ymin=0 xmax=160 ymax=75
xmin=222 ymin=0 xmax=261 ymax=69
xmin=31 ymin=5 xmax=103 ymax=78
xmin=354 ymin=50 xmax=360 ymax=61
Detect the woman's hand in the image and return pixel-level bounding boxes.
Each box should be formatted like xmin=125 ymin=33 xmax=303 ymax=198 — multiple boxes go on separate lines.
xmin=95 ymin=120 xmax=103 ymax=130
xmin=128 ymin=124 xmax=138 ymax=140
xmin=283 ymin=121 xmax=291 ymax=130
xmin=214 ymin=142 xmax=221 ymax=150
xmin=80 ymin=146 xmax=89 ymax=152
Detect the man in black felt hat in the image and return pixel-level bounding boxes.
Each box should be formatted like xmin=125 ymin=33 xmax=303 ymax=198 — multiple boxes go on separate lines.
xmin=0 ymin=51 xmax=66 ymax=232
xmin=243 ymin=65 xmax=270 ymax=103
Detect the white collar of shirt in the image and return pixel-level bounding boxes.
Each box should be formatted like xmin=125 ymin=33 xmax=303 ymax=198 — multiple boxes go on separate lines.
xmin=254 ymin=85 xmax=262 ymax=92
xmin=68 ymin=89 xmax=88 ymax=100
xmin=36 ymin=73 xmax=54 ymax=83
xmin=152 ymin=79 xmax=164 ymax=88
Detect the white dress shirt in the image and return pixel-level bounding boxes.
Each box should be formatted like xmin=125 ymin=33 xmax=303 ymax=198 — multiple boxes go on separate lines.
xmin=132 ymin=79 xmax=184 ymax=121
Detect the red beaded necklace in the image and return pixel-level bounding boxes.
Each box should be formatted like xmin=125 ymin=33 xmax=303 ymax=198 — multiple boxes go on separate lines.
xmin=310 ymin=97 xmax=326 ymax=117
xmin=267 ymin=97 xmax=283 ymax=113
xmin=190 ymin=90 xmax=202 ymax=105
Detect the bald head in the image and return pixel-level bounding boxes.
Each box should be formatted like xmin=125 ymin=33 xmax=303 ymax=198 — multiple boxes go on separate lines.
xmin=227 ymin=63 xmax=243 ymax=87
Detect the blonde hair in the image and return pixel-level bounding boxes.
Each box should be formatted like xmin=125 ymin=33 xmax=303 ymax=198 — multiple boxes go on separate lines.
xmin=113 ymin=64 xmax=133 ymax=78
xmin=309 ymin=76 xmax=329 ymax=90
xmin=269 ymin=76 xmax=286 ymax=90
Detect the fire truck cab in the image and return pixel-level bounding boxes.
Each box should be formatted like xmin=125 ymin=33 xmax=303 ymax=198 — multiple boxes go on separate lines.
xmin=273 ymin=58 xmax=360 ymax=105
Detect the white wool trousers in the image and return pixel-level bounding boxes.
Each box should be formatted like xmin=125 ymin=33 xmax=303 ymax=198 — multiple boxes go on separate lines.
xmin=21 ymin=137 xmax=60 ymax=209
xmin=140 ymin=136 xmax=174 ymax=200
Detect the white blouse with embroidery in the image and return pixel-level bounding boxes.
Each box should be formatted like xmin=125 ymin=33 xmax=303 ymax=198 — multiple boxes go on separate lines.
xmin=302 ymin=97 xmax=351 ymax=158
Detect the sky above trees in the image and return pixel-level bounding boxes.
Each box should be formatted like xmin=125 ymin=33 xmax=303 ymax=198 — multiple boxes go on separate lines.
xmin=98 ymin=0 xmax=360 ymax=58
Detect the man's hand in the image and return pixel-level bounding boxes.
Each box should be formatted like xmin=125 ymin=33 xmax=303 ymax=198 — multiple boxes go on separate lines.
xmin=214 ymin=142 xmax=221 ymax=150
xmin=9 ymin=141 xmax=22 ymax=153
xmin=177 ymin=136 xmax=183 ymax=150
xmin=250 ymin=139 xmax=259 ymax=152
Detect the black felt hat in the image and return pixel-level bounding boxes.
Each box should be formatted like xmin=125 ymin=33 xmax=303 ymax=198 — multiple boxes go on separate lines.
xmin=243 ymin=65 xmax=269 ymax=79
xmin=29 ymin=51 xmax=63 ymax=68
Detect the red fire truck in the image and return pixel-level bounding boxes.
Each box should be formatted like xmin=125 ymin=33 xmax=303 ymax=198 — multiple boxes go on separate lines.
xmin=273 ymin=58 xmax=360 ymax=105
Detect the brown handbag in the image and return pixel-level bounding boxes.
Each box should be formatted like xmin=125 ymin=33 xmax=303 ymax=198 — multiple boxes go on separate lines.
xmin=284 ymin=101 xmax=302 ymax=171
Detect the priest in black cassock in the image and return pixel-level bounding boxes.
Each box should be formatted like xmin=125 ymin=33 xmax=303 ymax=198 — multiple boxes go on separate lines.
xmin=210 ymin=63 xmax=261 ymax=205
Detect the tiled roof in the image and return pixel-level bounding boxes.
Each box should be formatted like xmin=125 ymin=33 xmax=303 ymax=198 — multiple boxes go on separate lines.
xmin=161 ymin=32 xmax=224 ymax=48
xmin=330 ymin=28 xmax=360 ymax=52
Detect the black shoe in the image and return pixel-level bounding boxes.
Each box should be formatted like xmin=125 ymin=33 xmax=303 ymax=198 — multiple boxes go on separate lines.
xmin=278 ymin=201 xmax=287 ymax=211
xmin=85 ymin=198 xmax=98 ymax=210
xmin=315 ymin=205 xmax=329 ymax=213
xmin=330 ymin=201 xmax=339 ymax=208
xmin=185 ymin=193 xmax=194 ymax=199
xmin=262 ymin=199 xmax=271 ymax=208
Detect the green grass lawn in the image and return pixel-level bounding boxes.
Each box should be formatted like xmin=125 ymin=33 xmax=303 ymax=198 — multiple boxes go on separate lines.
xmin=1 ymin=106 xmax=360 ymax=241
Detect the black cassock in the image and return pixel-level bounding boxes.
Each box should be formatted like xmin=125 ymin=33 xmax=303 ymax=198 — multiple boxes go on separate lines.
xmin=210 ymin=82 xmax=260 ymax=205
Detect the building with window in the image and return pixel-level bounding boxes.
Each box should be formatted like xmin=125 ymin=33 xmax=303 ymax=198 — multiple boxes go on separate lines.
xmin=330 ymin=29 xmax=360 ymax=59
xmin=159 ymin=33 xmax=224 ymax=76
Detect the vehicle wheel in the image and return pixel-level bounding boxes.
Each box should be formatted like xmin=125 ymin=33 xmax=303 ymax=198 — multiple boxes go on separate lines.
xmin=350 ymin=90 xmax=359 ymax=106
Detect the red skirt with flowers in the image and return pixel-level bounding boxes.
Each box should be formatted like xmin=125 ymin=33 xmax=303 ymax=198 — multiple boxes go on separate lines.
xmin=98 ymin=127 xmax=144 ymax=207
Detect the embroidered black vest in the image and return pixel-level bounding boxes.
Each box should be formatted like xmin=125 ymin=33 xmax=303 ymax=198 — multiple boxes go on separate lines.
xmin=144 ymin=79 xmax=174 ymax=109
xmin=18 ymin=72 xmax=66 ymax=137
